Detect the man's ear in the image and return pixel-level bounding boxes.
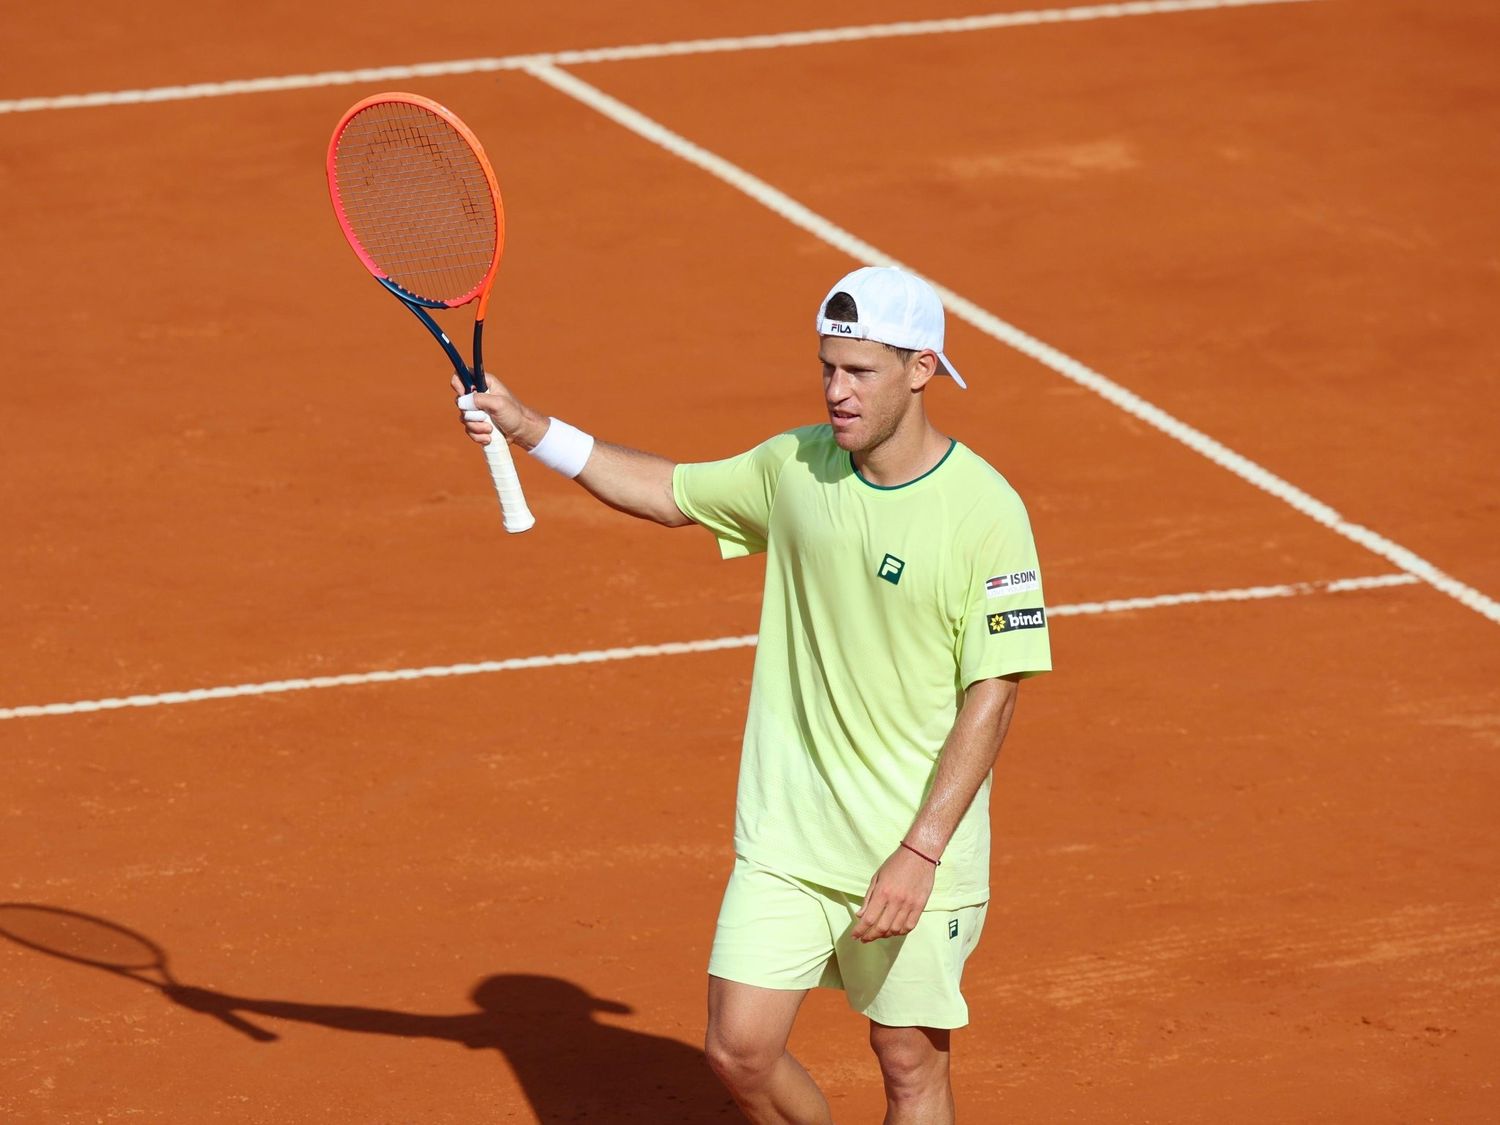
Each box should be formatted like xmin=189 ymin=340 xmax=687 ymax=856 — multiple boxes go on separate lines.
xmin=908 ymin=349 xmax=940 ymax=392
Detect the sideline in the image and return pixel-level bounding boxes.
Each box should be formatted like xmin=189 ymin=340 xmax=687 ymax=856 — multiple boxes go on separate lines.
xmin=523 ymin=60 xmax=1500 ymax=627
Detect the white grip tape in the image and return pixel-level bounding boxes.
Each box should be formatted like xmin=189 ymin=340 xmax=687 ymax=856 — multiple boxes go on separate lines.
xmin=455 ymin=392 xmax=536 ymax=534
xmin=482 ymin=434 xmax=536 ymax=533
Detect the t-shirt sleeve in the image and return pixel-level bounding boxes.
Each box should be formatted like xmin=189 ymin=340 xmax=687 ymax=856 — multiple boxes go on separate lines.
xmin=671 ymin=430 xmax=803 ymax=559
xmin=957 ymin=491 xmax=1053 ymax=685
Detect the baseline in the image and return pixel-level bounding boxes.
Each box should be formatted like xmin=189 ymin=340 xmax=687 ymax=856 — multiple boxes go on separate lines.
xmin=523 ymin=61 xmax=1500 ymax=628
xmin=0 ymin=574 xmax=1416 ymax=721
xmin=0 ymin=0 xmax=1319 ymax=115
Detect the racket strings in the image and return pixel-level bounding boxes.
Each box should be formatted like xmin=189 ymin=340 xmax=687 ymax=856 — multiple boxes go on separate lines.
xmin=332 ymin=101 xmax=498 ymax=305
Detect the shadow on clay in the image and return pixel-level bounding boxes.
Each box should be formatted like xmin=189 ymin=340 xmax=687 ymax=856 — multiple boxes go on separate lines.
xmin=2 ymin=903 xmax=736 ymax=1122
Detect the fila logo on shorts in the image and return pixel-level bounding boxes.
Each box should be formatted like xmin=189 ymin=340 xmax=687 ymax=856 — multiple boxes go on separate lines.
xmin=985 ymin=568 xmax=1040 ymax=597
xmin=877 ymin=554 xmax=905 ymax=585
xmin=987 ymin=607 xmax=1046 ymax=635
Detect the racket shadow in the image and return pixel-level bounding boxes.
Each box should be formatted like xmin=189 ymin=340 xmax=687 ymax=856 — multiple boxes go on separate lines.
xmin=170 ymin=972 xmax=739 ymax=1120
xmin=3 ymin=903 xmax=735 ymax=1118
xmin=0 ymin=902 xmax=276 ymax=1042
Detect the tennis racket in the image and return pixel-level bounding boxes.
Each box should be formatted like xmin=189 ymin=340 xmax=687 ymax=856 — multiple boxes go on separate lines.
xmin=0 ymin=903 xmax=278 ymax=1042
xmin=327 ymin=91 xmax=535 ymax=533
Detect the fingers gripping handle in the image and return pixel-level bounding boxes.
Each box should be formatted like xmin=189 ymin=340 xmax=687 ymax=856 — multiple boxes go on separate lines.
xmin=458 ymin=396 xmax=535 ymax=534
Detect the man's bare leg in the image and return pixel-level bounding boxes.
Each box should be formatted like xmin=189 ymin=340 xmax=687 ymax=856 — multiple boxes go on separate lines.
xmin=705 ymin=975 xmax=833 ymax=1125
xmin=869 ymin=1022 xmax=953 ymax=1124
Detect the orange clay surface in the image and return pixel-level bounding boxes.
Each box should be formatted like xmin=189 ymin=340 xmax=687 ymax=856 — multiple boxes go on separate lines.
xmin=2 ymin=1 xmax=1498 ymax=1121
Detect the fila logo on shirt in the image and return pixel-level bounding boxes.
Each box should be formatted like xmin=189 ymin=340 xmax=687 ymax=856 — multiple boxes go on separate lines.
xmin=877 ymin=554 xmax=906 ymax=585
xmin=988 ymin=607 xmax=1046 ymax=635
xmin=985 ymin=568 xmax=1040 ymax=597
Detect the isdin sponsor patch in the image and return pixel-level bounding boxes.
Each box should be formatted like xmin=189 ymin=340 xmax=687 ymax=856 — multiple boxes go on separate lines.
xmin=985 ymin=568 xmax=1040 ymax=597
xmin=987 ymin=606 xmax=1046 ymax=635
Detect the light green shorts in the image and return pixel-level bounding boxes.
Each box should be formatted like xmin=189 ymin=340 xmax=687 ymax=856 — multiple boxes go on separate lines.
xmin=707 ymin=855 xmax=988 ymax=1029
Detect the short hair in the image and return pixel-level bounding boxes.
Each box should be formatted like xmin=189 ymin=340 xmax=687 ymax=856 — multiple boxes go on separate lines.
xmin=822 ymin=291 xmax=916 ymax=365
xmin=823 ymin=291 xmax=859 ymax=322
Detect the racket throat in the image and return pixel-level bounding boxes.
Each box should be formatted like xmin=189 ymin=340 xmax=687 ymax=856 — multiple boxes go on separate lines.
xmin=473 ymin=320 xmax=488 ymax=391
xmin=380 ymin=278 xmax=474 ymax=390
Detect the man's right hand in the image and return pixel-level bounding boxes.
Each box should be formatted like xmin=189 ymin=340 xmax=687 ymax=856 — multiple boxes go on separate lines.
xmin=452 ymin=372 xmax=541 ymax=449
xmin=447 ymin=372 xmax=690 ymax=527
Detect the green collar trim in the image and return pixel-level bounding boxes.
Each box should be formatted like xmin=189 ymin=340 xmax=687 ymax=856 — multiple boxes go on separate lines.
xmin=850 ymin=439 xmax=957 ymax=491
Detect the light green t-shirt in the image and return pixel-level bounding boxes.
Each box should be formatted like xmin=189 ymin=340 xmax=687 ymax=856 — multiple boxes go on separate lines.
xmin=672 ymin=425 xmax=1051 ymax=909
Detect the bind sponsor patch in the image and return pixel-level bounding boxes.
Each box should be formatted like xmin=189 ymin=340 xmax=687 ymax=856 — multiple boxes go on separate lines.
xmin=985 ymin=568 xmax=1040 ymax=597
xmin=987 ymin=607 xmax=1046 ymax=635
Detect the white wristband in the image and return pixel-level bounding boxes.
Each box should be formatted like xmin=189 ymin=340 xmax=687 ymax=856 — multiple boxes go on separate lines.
xmin=529 ymin=417 xmax=595 ymax=479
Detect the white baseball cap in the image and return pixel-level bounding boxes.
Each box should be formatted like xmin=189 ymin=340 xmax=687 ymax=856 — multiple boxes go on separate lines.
xmin=815 ymin=266 xmax=965 ymax=389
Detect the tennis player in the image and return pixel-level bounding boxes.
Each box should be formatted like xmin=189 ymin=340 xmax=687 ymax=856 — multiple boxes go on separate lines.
xmin=458 ymin=266 xmax=1052 ymax=1124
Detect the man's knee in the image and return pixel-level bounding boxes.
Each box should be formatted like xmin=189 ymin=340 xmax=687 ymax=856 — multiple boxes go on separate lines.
xmin=705 ymin=978 xmax=803 ymax=1093
xmin=870 ymin=1023 xmax=951 ymax=1102
xmin=704 ymin=1020 xmax=784 ymax=1090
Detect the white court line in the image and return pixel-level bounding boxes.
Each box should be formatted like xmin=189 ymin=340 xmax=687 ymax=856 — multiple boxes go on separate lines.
xmin=0 ymin=0 xmax=1319 ymax=115
xmin=0 ymin=575 xmax=1418 ymax=721
xmin=523 ymin=61 xmax=1500 ymax=628
xmin=1052 ymin=572 xmax=1416 ymax=615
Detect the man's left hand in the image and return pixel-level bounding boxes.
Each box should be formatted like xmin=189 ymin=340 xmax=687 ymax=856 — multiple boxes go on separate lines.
xmin=850 ymin=846 xmax=937 ymax=943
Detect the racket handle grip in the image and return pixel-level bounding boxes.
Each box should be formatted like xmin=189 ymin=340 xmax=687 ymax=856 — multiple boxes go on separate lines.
xmin=480 ymin=432 xmax=536 ymax=533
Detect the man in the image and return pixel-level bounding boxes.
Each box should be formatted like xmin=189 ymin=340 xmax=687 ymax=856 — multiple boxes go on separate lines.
xmin=457 ymin=266 xmax=1052 ymax=1123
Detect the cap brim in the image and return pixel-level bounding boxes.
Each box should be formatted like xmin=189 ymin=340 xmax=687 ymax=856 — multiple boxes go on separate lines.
xmin=938 ymin=353 xmax=966 ymax=390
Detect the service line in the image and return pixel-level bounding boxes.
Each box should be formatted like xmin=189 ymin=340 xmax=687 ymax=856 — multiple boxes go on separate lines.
xmin=0 ymin=0 xmax=1320 ymax=115
xmin=0 ymin=574 xmax=1417 ymax=721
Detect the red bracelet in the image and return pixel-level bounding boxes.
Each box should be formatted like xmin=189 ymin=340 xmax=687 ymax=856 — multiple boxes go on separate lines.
xmin=899 ymin=840 xmax=941 ymax=866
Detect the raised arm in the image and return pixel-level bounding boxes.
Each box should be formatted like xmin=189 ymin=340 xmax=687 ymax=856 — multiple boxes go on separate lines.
xmin=457 ymin=374 xmax=691 ymax=527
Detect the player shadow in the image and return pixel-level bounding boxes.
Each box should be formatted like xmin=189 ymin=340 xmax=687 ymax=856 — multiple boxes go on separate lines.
xmin=167 ymin=973 xmax=738 ymax=1120
xmin=0 ymin=901 xmax=734 ymax=1122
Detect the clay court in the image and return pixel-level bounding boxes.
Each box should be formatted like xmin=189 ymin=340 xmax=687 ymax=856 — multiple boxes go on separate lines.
xmin=3 ymin=1 xmax=1497 ymax=1120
